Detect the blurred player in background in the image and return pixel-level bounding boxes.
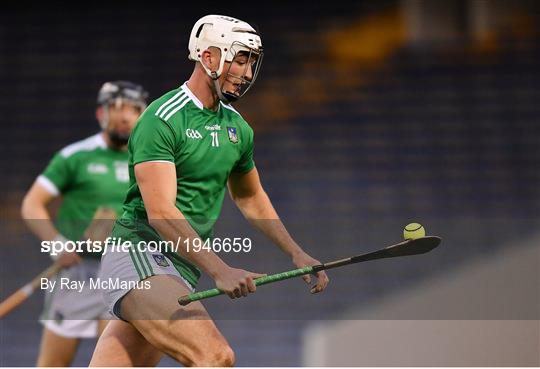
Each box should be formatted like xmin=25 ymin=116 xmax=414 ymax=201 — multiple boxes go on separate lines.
xmin=20 ymin=81 xmax=148 ymax=366
xmin=90 ymin=15 xmax=329 ymax=367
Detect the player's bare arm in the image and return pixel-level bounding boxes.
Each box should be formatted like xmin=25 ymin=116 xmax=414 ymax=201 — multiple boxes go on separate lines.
xmin=135 ymin=161 xmax=265 ymax=298
xmin=21 ymin=180 xmax=81 ymax=267
xmin=228 ymin=167 xmax=329 ymax=293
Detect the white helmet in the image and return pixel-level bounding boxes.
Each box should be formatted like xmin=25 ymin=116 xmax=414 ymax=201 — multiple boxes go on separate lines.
xmin=188 ymin=15 xmax=263 ymax=103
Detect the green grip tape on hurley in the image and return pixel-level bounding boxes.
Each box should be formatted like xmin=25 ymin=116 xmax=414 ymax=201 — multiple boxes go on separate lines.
xmin=178 ymin=266 xmax=314 ymax=306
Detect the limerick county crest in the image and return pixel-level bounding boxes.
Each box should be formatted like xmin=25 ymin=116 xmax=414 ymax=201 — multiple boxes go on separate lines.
xmin=227 ymin=126 xmax=238 ymax=144
xmin=152 ymin=254 xmax=170 ymax=267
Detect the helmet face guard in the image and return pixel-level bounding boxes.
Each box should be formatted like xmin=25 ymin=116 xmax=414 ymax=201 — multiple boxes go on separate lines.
xmin=189 ymin=15 xmax=263 ymax=104
xmin=213 ymin=42 xmax=263 ymax=104
xmin=97 ymin=81 xmax=149 ymax=112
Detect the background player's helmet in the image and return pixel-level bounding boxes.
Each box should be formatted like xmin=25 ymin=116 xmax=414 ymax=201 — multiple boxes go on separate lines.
xmin=96 ymin=81 xmax=148 ymax=145
xmin=188 ymin=15 xmax=263 ymax=103
xmin=97 ymin=80 xmax=149 ymax=112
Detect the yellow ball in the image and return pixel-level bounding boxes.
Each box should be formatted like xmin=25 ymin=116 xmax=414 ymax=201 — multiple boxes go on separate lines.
xmin=403 ymin=223 xmax=426 ymax=240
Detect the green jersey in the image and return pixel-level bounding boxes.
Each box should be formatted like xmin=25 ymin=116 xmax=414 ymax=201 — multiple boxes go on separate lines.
xmin=39 ymin=133 xmax=129 ymax=244
xmin=119 ymin=82 xmax=255 ymax=284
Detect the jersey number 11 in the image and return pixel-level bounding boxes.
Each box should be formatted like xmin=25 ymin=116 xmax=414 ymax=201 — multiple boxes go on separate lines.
xmin=210 ymin=132 xmax=219 ymax=147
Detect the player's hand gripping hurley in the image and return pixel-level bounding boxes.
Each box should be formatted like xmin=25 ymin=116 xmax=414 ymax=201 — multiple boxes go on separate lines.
xmin=179 ymin=236 xmax=442 ymax=306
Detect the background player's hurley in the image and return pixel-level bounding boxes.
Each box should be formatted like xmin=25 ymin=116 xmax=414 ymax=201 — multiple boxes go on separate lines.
xmin=0 ymin=263 xmax=62 ymax=318
xmin=0 ymin=207 xmax=117 ymax=319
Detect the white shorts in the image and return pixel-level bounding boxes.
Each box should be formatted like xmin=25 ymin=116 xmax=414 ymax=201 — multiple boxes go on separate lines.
xmin=40 ymin=258 xmax=110 ymax=338
xmin=42 ymin=318 xmax=101 ymax=339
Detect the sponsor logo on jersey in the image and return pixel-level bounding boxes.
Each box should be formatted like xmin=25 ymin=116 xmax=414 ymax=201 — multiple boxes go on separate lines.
xmin=227 ymin=127 xmax=238 ymax=144
xmin=205 ymin=124 xmax=221 ymax=131
xmin=152 ymin=254 xmax=170 ymax=267
xmin=87 ymin=163 xmax=108 ymax=174
xmin=185 ymin=129 xmax=203 ymax=139
xmin=114 ymin=161 xmax=129 ymax=182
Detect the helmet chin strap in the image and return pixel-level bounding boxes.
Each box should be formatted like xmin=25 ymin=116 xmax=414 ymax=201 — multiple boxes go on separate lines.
xmin=210 ymin=71 xmax=232 ymax=105
xmin=203 ymin=52 xmax=234 ymax=105
xmin=213 ymin=79 xmax=233 ymax=105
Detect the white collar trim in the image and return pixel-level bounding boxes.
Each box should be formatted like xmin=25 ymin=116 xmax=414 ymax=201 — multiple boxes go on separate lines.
xmin=96 ymin=133 xmax=107 ymax=149
xmin=181 ymin=82 xmax=204 ymax=110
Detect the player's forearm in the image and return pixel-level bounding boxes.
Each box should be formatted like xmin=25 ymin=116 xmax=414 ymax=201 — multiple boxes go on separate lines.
xmin=20 ymin=197 xmax=61 ymax=241
xmin=147 ymin=206 xmax=230 ymax=278
xmin=235 ymin=190 xmax=305 ymax=258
